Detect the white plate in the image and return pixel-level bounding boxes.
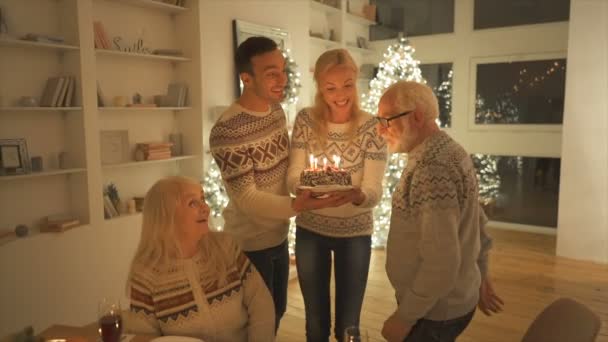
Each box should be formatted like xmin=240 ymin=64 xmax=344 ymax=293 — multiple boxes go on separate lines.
xmin=298 ymin=185 xmax=354 ymax=193
xmin=150 ymin=337 xmax=204 ymax=342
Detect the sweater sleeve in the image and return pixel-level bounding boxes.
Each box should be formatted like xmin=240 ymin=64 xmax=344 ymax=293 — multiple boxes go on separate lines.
xmin=126 ymin=269 xmax=162 ymax=336
xmin=230 ymin=241 xmax=275 ymax=341
xmin=355 ymin=120 xmax=388 ymax=208
xmin=477 ymin=206 xmax=493 ymax=278
xmin=287 ymin=110 xmax=308 ymax=194
xmin=396 ymin=162 xmax=462 ymax=325
xmin=210 ymin=124 xmax=295 ymax=220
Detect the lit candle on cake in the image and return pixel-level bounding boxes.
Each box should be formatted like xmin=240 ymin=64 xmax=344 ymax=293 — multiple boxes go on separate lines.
xmin=309 ymin=154 xmax=314 ymax=169
xmin=334 ymin=155 xmax=341 ymax=169
xmin=323 ymin=157 xmax=328 ymax=170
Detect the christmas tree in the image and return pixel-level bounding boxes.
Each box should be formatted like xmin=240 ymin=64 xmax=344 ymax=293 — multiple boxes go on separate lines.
xmin=202 ymin=158 xmax=230 ymax=231
xmin=361 ymin=35 xmax=425 ymax=247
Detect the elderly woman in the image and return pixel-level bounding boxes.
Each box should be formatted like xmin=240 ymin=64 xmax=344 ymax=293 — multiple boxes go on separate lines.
xmin=126 ymin=176 xmax=275 ymax=342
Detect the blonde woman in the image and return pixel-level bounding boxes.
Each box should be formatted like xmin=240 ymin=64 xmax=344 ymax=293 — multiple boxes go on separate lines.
xmin=126 ymin=176 xmax=275 ymax=342
xmin=287 ymin=49 xmax=388 ymax=342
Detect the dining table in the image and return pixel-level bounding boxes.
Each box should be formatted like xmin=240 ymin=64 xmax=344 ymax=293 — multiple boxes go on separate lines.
xmin=39 ymin=324 xmax=155 ymax=342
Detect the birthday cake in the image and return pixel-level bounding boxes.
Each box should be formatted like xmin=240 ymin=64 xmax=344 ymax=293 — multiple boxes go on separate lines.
xmin=300 ymin=167 xmax=352 ymax=187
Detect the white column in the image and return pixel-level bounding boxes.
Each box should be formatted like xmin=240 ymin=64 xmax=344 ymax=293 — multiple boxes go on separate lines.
xmin=557 ymin=0 xmax=608 ymax=263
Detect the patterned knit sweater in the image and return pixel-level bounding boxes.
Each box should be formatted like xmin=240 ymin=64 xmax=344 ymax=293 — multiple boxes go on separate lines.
xmin=386 ymin=131 xmax=491 ymax=325
xmin=127 ymin=233 xmax=275 ymax=342
xmin=209 ymin=103 xmax=294 ymax=251
xmin=287 ymin=109 xmax=387 ymax=237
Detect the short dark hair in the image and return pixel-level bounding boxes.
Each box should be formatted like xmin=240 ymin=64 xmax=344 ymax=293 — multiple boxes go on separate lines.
xmin=235 ymin=36 xmax=278 ymax=76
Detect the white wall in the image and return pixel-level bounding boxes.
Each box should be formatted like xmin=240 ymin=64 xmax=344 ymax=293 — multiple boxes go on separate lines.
xmin=200 ymin=0 xmax=311 ymax=153
xmin=556 ymin=0 xmax=608 ymax=263
xmin=0 ymin=215 xmax=142 ymax=337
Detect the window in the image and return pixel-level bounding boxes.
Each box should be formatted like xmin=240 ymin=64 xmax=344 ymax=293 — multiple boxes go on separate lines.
xmin=474 ymin=0 xmax=570 ymax=30
xmin=420 ymin=63 xmax=452 ymax=128
xmin=475 ymin=58 xmax=566 ymax=124
xmin=473 ymin=154 xmax=560 ymax=228
xmin=371 ymin=0 xmax=454 ymax=40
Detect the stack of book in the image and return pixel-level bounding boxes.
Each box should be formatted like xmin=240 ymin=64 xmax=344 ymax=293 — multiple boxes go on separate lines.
xmin=40 ymin=76 xmax=77 ymax=107
xmin=41 ymin=214 xmax=81 ymax=232
xmin=93 ymin=21 xmax=111 ymax=49
xmin=136 ymin=142 xmax=173 ymax=161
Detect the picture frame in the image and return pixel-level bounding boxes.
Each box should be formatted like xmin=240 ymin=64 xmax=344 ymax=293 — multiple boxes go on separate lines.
xmin=100 ymin=130 xmax=130 ymax=165
xmin=0 ymin=138 xmax=31 ymax=176
xmin=232 ymin=19 xmax=290 ymax=98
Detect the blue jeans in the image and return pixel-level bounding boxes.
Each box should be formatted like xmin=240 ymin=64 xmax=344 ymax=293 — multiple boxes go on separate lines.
xmin=404 ymin=309 xmax=475 ymax=342
xmin=295 ymin=227 xmax=371 ymax=342
xmin=244 ymin=239 xmax=289 ymax=332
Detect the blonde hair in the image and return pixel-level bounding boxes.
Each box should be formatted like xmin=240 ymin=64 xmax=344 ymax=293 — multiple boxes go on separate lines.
xmin=382 ymin=81 xmax=439 ymax=120
xmin=128 ymin=176 xmax=229 ymax=286
xmin=309 ymin=49 xmax=366 ymax=149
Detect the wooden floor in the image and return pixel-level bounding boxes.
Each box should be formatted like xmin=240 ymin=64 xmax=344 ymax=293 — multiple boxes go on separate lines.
xmin=276 ymin=228 xmax=608 ymax=342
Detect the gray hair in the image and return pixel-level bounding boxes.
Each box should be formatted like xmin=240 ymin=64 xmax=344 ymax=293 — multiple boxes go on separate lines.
xmin=381 ymin=81 xmax=439 ymax=120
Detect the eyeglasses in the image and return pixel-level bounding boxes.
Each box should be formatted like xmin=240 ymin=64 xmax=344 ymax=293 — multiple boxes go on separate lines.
xmin=376 ymin=110 xmax=414 ymax=128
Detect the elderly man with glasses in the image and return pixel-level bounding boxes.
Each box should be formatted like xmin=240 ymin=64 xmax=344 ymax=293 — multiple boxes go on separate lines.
xmin=376 ymin=81 xmax=503 ymax=342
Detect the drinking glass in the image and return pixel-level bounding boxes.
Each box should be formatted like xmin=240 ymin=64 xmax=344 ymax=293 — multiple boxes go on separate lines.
xmin=344 ymin=326 xmax=369 ymax=342
xmin=98 ymin=298 xmax=123 ymax=342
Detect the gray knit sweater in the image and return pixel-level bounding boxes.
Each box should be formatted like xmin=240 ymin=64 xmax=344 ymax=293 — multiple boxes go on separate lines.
xmin=386 ymin=131 xmax=492 ymax=325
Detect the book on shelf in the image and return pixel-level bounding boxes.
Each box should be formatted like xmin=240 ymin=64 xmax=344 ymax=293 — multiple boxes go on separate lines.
xmin=41 ymin=214 xmax=81 ymax=233
xmin=103 ymin=195 xmax=119 ymax=218
xmin=152 ymin=49 xmax=184 ymax=56
xmin=136 ymin=142 xmax=174 ymax=150
xmin=145 ymin=151 xmax=172 ymax=160
xmin=40 ymin=76 xmax=76 ymax=107
xmin=93 ymin=21 xmax=111 ymax=49
xmin=135 ymin=142 xmax=173 ymax=161
xmin=165 ymin=83 xmax=189 ymax=107
xmin=20 ymin=33 xmax=65 ymax=44
xmin=97 ymin=81 xmax=105 ymax=107
xmin=63 ymin=77 xmax=75 ymax=107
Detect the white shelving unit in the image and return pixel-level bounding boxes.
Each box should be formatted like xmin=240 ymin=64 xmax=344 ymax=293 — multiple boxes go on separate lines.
xmin=0 ymin=36 xmax=80 ymax=51
xmin=102 ymin=155 xmax=198 ymax=170
xmin=103 ymin=0 xmax=189 ymax=14
xmin=0 ymin=168 xmax=87 ymax=181
xmin=0 ymin=107 xmax=84 ymax=112
xmin=0 ymin=0 xmax=204 ymax=232
xmin=307 ymin=0 xmax=377 ymax=104
xmin=98 ymin=106 xmax=191 ymax=112
xmin=95 ymin=48 xmax=192 ymax=62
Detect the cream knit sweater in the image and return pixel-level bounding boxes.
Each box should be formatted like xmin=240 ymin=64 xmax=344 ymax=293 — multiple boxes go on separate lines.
xmin=209 ymin=103 xmax=295 ymax=251
xmin=386 ymin=131 xmax=492 ymax=325
xmin=287 ymin=109 xmax=387 ymax=237
xmin=127 ymin=233 xmax=275 ymax=342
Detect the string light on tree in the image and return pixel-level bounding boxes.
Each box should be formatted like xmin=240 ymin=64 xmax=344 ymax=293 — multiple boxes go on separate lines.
xmin=202 ymin=158 xmax=230 ymax=231
xmin=360 ymin=34 xmax=425 ymax=247
xmin=361 ymin=35 xmax=425 ymax=115
xmin=280 ymin=48 xmax=301 ymax=108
